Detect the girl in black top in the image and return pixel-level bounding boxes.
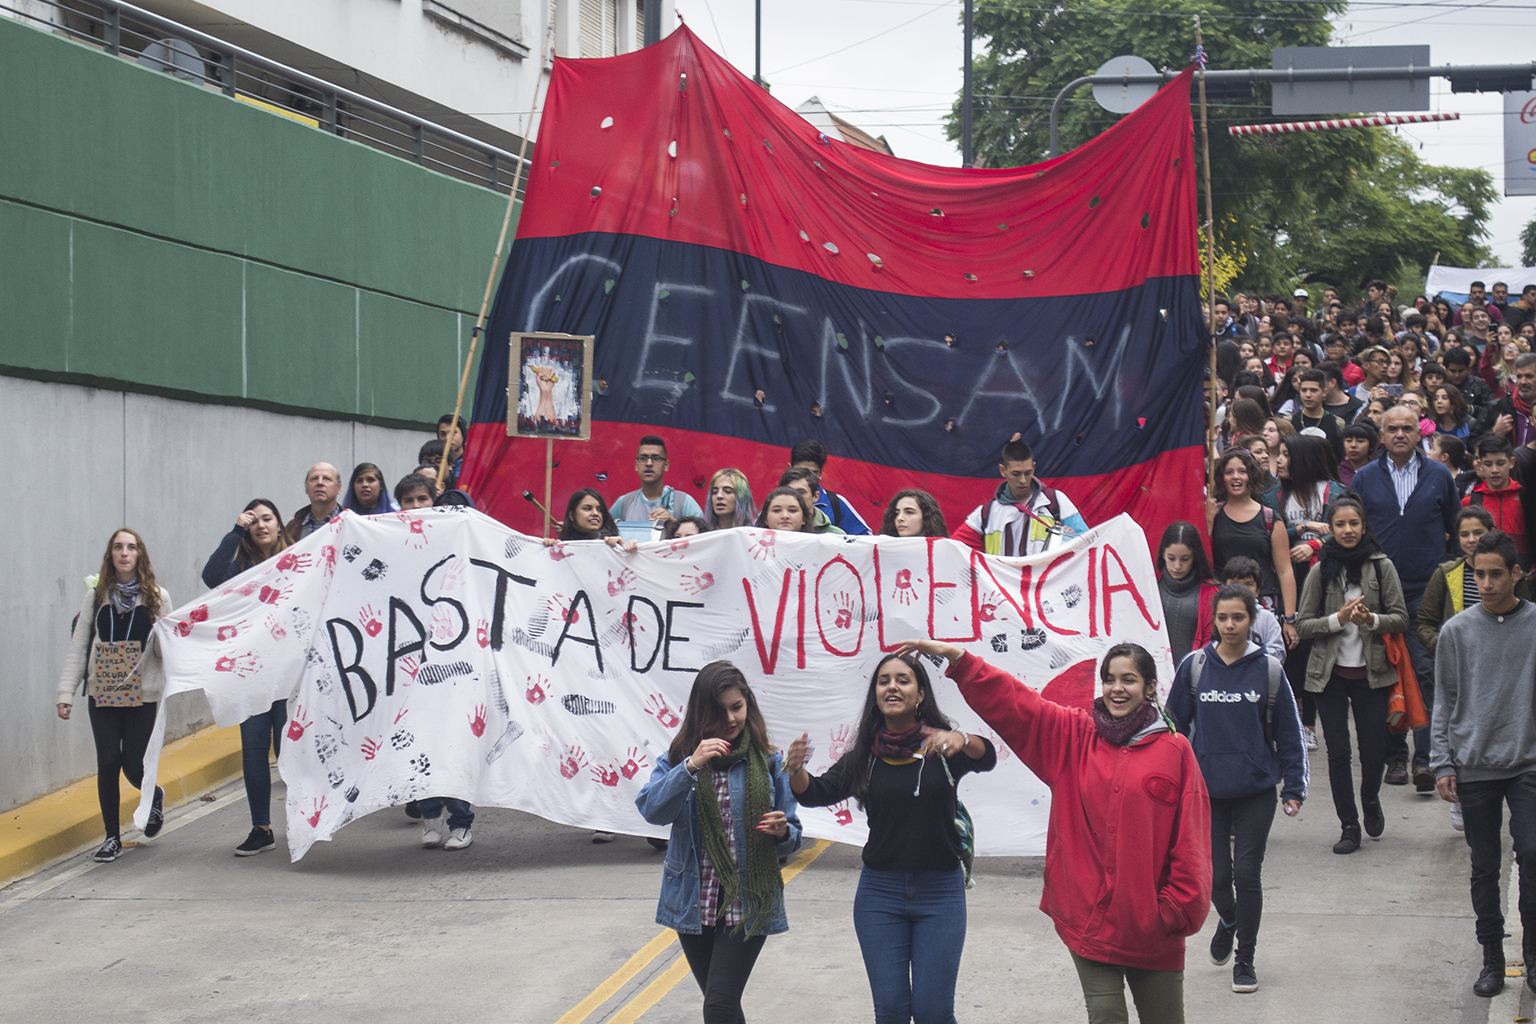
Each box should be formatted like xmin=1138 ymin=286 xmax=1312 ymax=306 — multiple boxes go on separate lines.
xmin=786 ymin=653 xmax=995 ymax=1024
xmin=201 ymin=499 xmax=292 ymax=857
xmin=543 ymin=489 xmax=637 ymax=551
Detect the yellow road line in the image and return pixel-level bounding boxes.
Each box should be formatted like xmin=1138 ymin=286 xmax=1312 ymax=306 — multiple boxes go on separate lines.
xmin=554 ymin=838 xmax=833 ymax=1024
xmin=609 ymin=958 xmax=693 ymax=1024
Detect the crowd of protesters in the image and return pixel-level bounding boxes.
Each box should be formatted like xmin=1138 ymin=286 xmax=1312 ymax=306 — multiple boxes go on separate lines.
xmin=51 ymin=280 xmax=1536 ymax=1023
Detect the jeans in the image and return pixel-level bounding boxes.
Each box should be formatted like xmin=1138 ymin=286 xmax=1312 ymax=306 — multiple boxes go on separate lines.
xmin=1314 ymin=672 xmax=1389 ymax=828
xmin=239 ymin=699 xmax=286 ymax=828
xmin=417 ymin=797 xmax=474 ymax=830
xmin=675 ymin=923 xmax=768 ymax=1024
xmin=87 ymin=698 xmax=157 ymax=839
xmin=1209 ymin=790 xmax=1277 ymax=959
xmin=1069 ymin=952 xmax=1184 ymax=1024
xmin=1385 ymin=593 xmax=1435 ymax=765
xmin=1458 ymin=773 xmax=1536 ymax=947
xmin=852 ymin=866 xmax=967 ymax=1024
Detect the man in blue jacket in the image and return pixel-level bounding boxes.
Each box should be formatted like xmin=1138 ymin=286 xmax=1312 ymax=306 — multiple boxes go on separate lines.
xmin=1351 ymin=405 xmax=1459 ymax=789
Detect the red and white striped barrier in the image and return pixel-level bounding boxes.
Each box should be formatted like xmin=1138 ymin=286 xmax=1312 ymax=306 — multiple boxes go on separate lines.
xmin=1229 ymin=112 xmax=1460 ymax=137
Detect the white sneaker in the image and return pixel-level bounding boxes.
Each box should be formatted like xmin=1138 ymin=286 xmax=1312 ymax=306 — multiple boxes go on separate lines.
xmin=1451 ymin=801 xmax=1464 ymax=832
xmin=422 ymin=818 xmax=445 ymax=848
xmin=1303 ymin=727 xmax=1319 ymax=751
xmin=445 ymin=827 xmax=473 ymax=851
xmin=591 ymin=831 xmax=616 ymax=843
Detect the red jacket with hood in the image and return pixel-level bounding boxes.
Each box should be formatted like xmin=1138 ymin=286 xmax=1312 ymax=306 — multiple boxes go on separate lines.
xmin=948 ymin=652 xmax=1211 ymax=972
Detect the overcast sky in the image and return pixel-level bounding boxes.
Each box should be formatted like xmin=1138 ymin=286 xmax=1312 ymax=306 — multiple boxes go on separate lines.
xmin=673 ymin=0 xmax=1534 ymax=267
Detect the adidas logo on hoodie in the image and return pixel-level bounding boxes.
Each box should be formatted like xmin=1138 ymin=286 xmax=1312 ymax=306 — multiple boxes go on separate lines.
xmin=1199 ymin=691 xmax=1249 ymax=703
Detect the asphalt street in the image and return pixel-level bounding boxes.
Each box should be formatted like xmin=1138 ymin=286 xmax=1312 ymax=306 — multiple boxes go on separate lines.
xmin=0 ymin=745 xmax=1523 ymax=1024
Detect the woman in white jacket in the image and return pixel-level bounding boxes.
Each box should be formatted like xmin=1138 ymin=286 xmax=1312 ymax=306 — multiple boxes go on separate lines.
xmin=57 ymin=528 xmax=172 ymax=863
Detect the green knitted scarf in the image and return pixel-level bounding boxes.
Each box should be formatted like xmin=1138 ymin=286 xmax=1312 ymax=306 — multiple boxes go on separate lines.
xmin=695 ymin=733 xmax=784 ymax=937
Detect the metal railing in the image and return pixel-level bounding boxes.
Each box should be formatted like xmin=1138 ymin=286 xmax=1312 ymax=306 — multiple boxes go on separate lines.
xmin=1 ymin=0 xmax=528 ymax=196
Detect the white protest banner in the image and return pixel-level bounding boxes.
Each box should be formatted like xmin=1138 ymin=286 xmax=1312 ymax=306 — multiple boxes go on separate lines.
xmin=140 ymin=508 xmax=1170 ymax=860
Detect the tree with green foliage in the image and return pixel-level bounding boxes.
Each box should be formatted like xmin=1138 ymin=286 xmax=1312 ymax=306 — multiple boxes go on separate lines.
xmin=947 ymin=0 xmax=1494 ymax=296
xmin=1521 ymin=216 xmax=1536 ymax=266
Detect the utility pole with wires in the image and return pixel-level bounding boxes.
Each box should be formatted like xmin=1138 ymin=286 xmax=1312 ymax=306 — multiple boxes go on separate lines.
xmin=962 ymin=0 xmax=973 ymax=166
xmin=1194 ymin=16 xmax=1220 ymax=496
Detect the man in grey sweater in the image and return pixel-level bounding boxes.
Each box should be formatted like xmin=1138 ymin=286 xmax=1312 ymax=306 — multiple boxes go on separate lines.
xmin=1432 ymin=531 xmax=1536 ymax=998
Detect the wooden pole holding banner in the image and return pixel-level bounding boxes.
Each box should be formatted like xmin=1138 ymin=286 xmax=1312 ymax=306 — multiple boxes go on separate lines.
xmin=1195 ymin=16 xmax=1220 ymax=496
xmin=544 ymin=437 xmax=554 ymax=539
xmin=438 ymin=0 xmax=559 ymax=492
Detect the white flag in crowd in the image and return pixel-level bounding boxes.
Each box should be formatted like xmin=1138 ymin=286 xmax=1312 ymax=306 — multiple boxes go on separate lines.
xmin=139 ymin=508 xmax=1171 ymax=860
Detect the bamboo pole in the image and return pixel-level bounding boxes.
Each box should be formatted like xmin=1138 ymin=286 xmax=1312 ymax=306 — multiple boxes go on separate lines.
xmin=1195 ymin=17 xmax=1220 ymax=496
xmin=544 ymin=437 xmax=554 ymax=540
xmin=438 ymin=0 xmax=558 ymax=492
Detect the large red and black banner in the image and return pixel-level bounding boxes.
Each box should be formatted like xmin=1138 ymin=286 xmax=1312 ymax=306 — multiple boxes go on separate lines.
xmin=461 ymin=27 xmax=1203 ymax=538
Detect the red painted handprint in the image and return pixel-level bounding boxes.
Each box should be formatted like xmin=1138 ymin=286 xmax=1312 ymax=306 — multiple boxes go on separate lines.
xmin=659 ymin=537 xmax=692 ymax=558
xmin=320 ymin=544 xmax=337 ymax=579
xmin=438 ymin=557 xmax=466 ymax=592
xmin=680 ymin=568 xmax=715 ymax=595
xmin=644 ymin=693 xmax=681 ymax=728
xmin=526 ymin=675 xmax=548 ymax=705
xmin=265 ymin=614 xmax=287 ymax=642
xmin=215 ymin=619 xmax=251 ymax=642
xmin=258 ymin=582 xmax=291 ymax=606
xmin=832 ymin=800 xmax=854 ymax=826
xmin=559 ymin=744 xmax=588 ymax=780
xmin=174 ymin=605 xmax=211 ymax=637
xmin=893 ymin=569 xmax=917 ymax=605
xmin=590 ymin=762 xmax=620 ymax=787
xmin=361 ymin=736 xmax=381 ymax=761
xmin=287 ymin=705 xmax=312 ymax=740
xmin=400 ymin=654 xmax=421 ymax=682
xmin=359 ymin=603 xmax=383 ymax=638
xmin=606 ymin=567 xmax=637 ymax=597
xmin=833 ymin=592 xmax=856 ymax=630
xmin=469 ymin=704 xmax=487 ymax=737
xmin=405 ymin=517 xmax=430 ymax=549
xmin=394 ymin=702 xmax=411 ymax=725
xmin=828 ymin=724 xmax=853 ymax=762
xmin=749 ymin=530 xmax=777 ymax=561
xmin=546 ymin=541 xmax=571 ymax=561
xmin=430 ymin=604 xmax=457 ymax=644
xmin=215 ymin=651 xmax=261 ymax=677
xmin=307 ymin=795 xmax=328 ymax=828
xmin=978 ymin=591 xmax=1003 ymax=623
xmin=620 ymin=747 xmax=650 ymax=780
xmin=276 ymin=551 xmax=312 ymax=574
xmin=476 ymin=618 xmax=490 ymax=648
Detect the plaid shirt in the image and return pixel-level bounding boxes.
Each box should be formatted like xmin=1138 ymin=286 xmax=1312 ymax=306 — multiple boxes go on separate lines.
xmin=697 ymin=769 xmax=742 ymax=928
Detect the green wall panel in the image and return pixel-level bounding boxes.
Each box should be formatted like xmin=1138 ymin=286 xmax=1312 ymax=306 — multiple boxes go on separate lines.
xmin=69 ymin=220 xmax=242 ymax=396
xmin=358 ymin=291 xmax=461 ymax=423
xmin=243 ymin=264 xmax=357 ymax=412
xmin=0 ymin=16 xmax=506 ymax=312
xmin=0 ymin=202 xmax=70 ymax=373
xmin=0 ymin=17 xmax=517 ymax=425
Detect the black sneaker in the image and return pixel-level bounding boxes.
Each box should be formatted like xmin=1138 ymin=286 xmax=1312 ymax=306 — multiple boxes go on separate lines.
xmin=143 ymin=787 xmax=165 ymax=839
xmin=1413 ymin=764 xmax=1436 ymax=794
xmin=92 ymin=836 xmax=121 ymax=863
xmin=1232 ymin=960 xmax=1258 ymax=993
xmin=646 ymin=837 xmax=669 ymax=852
xmin=1210 ymin=919 xmax=1237 ymax=966
xmin=404 ymin=800 xmax=422 ymax=820
xmin=235 ymin=827 xmax=276 ymax=857
xmin=1333 ymin=824 xmax=1361 ymax=854
xmin=1363 ymin=798 xmax=1385 ymax=839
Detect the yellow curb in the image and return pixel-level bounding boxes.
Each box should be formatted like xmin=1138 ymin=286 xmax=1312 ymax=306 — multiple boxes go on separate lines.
xmin=0 ymin=724 xmax=243 ymax=886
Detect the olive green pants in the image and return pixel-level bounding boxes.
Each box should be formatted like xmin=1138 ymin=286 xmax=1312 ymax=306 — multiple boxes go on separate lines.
xmin=1069 ymin=951 xmax=1185 ymax=1024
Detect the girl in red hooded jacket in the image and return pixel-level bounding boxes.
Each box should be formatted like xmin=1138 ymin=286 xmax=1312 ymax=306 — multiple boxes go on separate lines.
xmin=895 ymin=638 xmax=1211 ymax=1024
